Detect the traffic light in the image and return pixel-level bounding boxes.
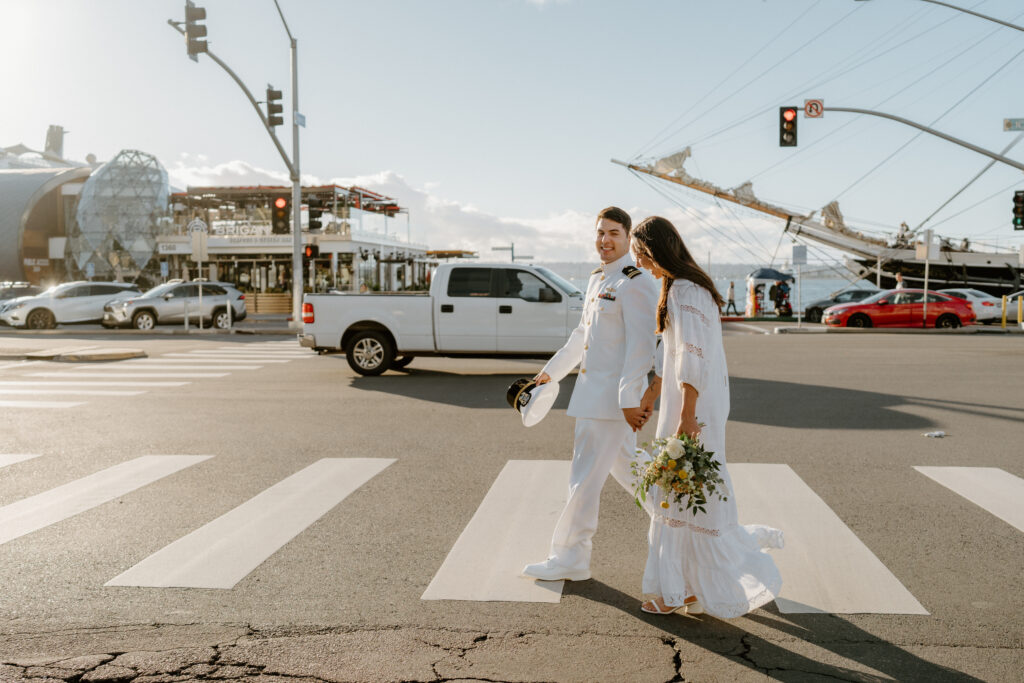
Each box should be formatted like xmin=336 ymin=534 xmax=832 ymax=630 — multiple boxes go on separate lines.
xmin=307 ymin=197 xmax=324 ymax=231
xmin=271 ymin=196 xmax=290 ymax=234
xmin=184 ymin=1 xmax=207 ymax=61
xmin=779 ymin=106 xmax=798 ymax=147
xmin=266 ymin=86 xmax=284 ymax=127
xmin=302 ymin=244 xmax=320 ymax=265
xmin=1014 ymin=190 xmax=1024 ymax=230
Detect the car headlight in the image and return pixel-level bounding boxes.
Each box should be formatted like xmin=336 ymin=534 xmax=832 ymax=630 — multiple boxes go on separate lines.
xmin=10 ymin=302 xmax=26 ymax=311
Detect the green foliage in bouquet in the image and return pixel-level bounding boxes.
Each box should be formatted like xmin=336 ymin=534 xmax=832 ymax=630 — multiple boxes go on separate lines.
xmin=631 ymin=431 xmax=728 ymax=516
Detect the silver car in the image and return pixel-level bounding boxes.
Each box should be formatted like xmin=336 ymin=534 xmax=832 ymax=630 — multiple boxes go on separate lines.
xmin=0 ymin=281 xmax=140 ymax=329
xmin=104 ymin=281 xmax=246 ymax=330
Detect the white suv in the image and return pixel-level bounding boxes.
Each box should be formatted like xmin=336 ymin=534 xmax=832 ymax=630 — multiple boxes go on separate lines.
xmin=0 ymin=281 xmax=141 ymax=329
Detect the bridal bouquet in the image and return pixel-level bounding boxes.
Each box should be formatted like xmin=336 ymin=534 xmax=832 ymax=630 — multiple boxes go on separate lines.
xmin=631 ymin=432 xmax=727 ymax=516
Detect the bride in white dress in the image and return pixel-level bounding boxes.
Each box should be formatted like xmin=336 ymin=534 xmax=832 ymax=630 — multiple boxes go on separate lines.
xmin=631 ymin=216 xmax=783 ymax=618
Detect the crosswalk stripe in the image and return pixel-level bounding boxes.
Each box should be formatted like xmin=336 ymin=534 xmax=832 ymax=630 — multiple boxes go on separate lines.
xmin=0 ymin=380 xmax=188 ymax=387
xmin=106 ymin=458 xmax=394 ymax=589
xmin=0 ymin=454 xmax=40 ymax=468
xmin=99 ymin=364 xmax=261 ymax=371
xmin=914 ymin=466 xmax=1024 ymax=533
xmin=0 ymin=389 xmax=146 ymax=396
xmin=730 ymin=464 xmax=928 ymax=615
xmin=422 ymin=460 xmax=569 ymax=603
xmin=29 ymin=372 xmax=228 ymax=379
xmin=0 ymin=456 xmax=212 ymax=546
xmin=0 ymin=399 xmax=84 ymax=408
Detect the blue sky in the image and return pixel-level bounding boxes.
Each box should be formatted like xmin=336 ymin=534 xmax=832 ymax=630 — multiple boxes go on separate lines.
xmin=3 ymin=0 xmax=1022 ymax=266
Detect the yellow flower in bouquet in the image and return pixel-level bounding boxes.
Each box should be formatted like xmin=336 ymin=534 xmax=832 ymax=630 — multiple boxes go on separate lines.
xmin=630 ymin=430 xmax=728 ymax=516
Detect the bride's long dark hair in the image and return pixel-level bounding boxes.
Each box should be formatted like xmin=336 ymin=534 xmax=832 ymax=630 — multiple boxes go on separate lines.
xmin=631 ymin=216 xmax=723 ymax=333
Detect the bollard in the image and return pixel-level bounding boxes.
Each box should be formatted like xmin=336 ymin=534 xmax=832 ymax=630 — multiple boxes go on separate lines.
xmin=1002 ymin=296 xmax=1008 ymax=329
xmin=1019 ymin=296 xmax=1023 ymax=331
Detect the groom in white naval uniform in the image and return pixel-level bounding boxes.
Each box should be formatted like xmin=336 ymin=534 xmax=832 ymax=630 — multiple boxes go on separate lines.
xmin=522 ymin=206 xmax=660 ymax=582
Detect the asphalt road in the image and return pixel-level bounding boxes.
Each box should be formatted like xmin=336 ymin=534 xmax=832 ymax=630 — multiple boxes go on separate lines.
xmin=0 ymin=329 xmax=1020 ymax=682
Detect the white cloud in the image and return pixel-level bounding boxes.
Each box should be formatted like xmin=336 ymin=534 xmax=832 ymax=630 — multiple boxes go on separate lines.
xmin=166 ymin=156 xmax=796 ymax=264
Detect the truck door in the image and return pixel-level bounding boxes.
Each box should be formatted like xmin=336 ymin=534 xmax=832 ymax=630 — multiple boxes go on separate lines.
xmin=496 ymin=268 xmax=567 ymax=352
xmin=435 ymin=267 xmax=497 ymax=352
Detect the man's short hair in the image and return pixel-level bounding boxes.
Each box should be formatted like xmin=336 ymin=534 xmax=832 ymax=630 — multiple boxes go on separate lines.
xmin=596 ymin=206 xmax=631 ymax=234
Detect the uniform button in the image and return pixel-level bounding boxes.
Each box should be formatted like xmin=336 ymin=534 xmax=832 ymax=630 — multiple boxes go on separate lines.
xmin=581 ymin=369 xmax=586 ymax=374
xmin=590 ymin=297 xmax=595 ymax=302
xmin=600 ymin=276 xmax=605 ymax=280
xmin=584 ymin=345 xmax=588 ymax=350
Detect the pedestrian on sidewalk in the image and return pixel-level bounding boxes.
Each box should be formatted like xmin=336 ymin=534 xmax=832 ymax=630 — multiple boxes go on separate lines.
xmin=724 ymin=281 xmax=738 ymax=315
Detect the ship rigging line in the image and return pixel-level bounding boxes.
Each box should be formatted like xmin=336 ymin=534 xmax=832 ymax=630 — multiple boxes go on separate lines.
xmin=748 ymin=12 xmax=1011 ymax=181
xmin=629 ymin=0 xmax=822 ymax=161
xmin=632 ymin=2 xmax=863 ymax=160
xmin=629 ymin=169 xmax=769 ymax=264
xmin=831 ymin=44 xmax=1024 ymax=202
xmin=930 ymin=178 xmax=1024 ymax=232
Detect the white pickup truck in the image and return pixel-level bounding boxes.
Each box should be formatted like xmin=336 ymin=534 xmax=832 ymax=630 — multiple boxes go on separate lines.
xmin=298 ymin=262 xmax=584 ymax=375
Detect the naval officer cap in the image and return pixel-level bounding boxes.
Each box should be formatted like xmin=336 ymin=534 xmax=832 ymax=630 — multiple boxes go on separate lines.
xmin=506 ymin=377 xmax=559 ymax=428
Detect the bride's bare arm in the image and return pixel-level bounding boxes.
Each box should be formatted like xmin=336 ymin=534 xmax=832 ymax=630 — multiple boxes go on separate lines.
xmin=676 ymin=382 xmax=700 ymax=439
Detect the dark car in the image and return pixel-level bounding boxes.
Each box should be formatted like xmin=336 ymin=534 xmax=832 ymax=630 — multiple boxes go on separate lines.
xmin=822 ymin=289 xmax=976 ymax=328
xmin=803 ymin=288 xmax=876 ymax=323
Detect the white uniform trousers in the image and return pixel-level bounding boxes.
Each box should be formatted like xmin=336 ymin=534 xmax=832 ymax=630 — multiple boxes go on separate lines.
xmin=548 ymin=417 xmax=636 ymax=571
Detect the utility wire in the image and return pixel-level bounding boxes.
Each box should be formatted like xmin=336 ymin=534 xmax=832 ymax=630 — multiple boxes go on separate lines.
xmin=831 ymin=44 xmax=1024 ymax=201
xmin=630 ymin=1 xmax=822 ymax=160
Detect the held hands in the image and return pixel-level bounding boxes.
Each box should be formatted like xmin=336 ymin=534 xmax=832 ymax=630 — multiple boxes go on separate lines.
xmin=622 ymin=406 xmax=651 ymax=432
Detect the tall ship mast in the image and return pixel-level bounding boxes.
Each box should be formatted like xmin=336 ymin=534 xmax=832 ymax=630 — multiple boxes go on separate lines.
xmin=614 ymin=151 xmax=1024 ymax=295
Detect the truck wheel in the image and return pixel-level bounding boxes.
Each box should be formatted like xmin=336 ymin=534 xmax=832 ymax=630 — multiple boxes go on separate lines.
xmin=346 ymin=331 xmax=394 ymax=376
xmin=392 ymin=356 xmax=414 ymax=369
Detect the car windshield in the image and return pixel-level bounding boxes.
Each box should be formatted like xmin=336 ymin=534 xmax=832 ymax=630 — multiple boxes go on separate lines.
xmin=534 ymin=267 xmax=582 ymax=297
xmin=140 ymin=283 xmax=179 ymax=298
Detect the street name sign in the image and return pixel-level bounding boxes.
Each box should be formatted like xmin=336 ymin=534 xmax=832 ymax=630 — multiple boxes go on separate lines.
xmin=1004 ymin=119 xmax=1024 ymax=131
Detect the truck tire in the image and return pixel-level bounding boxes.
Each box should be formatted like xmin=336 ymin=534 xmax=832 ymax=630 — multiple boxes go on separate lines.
xmin=392 ymin=356 xmax=414 ymax=369
xmin=346 ymin=330 xmax=394 ymax=376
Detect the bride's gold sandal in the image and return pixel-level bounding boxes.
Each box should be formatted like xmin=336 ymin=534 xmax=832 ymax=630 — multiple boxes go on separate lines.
xmin=641 ymin=596 xmax=703 ymax=615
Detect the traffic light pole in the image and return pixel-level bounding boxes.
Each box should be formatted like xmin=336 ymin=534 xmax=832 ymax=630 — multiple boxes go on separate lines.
xmin=824 ymin=107 xmax=1024 ymax=172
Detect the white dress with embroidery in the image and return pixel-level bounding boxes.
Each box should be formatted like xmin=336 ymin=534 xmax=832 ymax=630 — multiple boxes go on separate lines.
xmin=641 ymin=280 xmax=784 ymax=618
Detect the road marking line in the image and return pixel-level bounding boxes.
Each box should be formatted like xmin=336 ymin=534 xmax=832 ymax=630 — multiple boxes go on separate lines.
xmin=726 ymin=322 xmax=771 ymax=335
xmin=914 ymin=466 xmax=1024 ymax=533
xmin=422 ymin=460 xmax=569 ymax=603
xmin=142 ymin=358 xmax=278 ymax=364
xmin=0 ymin=389 xmax=146 ymax=396
xmin=0 ymin=454 xmax=40 ymax=468
xmin=0 ymin=456 xmax=212 ymax=546
xmin=161 ymin=358 xmax=292 ymax=362
xmin=0 ymin=380 xmax=189 ymax=387
xmin=105 ymin=364 xmax=262 ymax=370
xmin=106 ymin=458 xmax=394 ymax=589
xmin=730 ymin=463 xmax=928 ymax=615
xmin=29 ymin=372 xmax=228 ymax=379
xmin=0 ymin=399 xmax=85 ymax=408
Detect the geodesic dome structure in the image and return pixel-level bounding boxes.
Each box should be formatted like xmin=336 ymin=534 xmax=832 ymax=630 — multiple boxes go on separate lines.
xmin=69 ymin=149 xmax=169 ymax=280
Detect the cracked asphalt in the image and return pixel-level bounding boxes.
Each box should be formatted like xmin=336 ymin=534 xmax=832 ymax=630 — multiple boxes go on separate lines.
xmin=0 ymin=331 xmax=1021 ymax=682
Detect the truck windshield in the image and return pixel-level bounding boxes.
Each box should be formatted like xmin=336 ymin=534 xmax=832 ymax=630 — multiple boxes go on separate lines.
xmin=535 ymin=267 xmax=582 ymax=297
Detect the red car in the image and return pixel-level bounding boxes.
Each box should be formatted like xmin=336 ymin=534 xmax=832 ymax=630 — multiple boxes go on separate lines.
xmin=822 ymin=289 xmax=975 ymax=328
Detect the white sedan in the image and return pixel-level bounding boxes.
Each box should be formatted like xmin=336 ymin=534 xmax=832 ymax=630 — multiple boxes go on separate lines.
xmin=1001 ymin=289 xmax=1024 ymax=323
xmin=938 ymin=288 xmax=1006 ymax=324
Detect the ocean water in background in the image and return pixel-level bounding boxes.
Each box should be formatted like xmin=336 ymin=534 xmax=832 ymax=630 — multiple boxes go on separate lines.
xmin=546 ymin=263 xmax=878 ymax=313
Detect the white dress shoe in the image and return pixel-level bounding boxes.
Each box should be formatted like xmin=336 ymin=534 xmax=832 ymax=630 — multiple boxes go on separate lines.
xmin=521 ymin=559 xmax=591 ymax=582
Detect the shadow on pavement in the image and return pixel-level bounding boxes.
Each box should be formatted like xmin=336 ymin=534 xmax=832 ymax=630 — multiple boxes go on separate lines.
xmin=565 ymin=580 xmax=980 ymax=682
xmin=348 ymin=369 xmax=978 ymax=431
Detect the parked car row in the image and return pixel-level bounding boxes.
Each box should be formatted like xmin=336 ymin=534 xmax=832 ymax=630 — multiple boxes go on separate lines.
xmin=822 ymin=289 xmax=976 ymax=328
xmin=0 ymin=280 xmax=246 ymax=330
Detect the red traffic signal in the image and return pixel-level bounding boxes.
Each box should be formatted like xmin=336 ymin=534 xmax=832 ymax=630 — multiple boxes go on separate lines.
xmin=303 ymin=244 xmax=320 ymax=259
xmin=272 ymin=196 xmax=290 ymax=234
xmin=779 ymin=107 xmax=798 ymax=147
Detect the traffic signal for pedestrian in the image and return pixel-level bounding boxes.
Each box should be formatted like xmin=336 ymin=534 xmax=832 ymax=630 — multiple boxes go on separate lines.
xmin=1014 ymin=190 xmax=1024 ymax=230
xmin=303 ymin=244 xmax=320 ymax=265
xmin=307 ymin=197 xmax=324 ymax=231
xmin=184 ymin=1 xmax=207 ymax=61
xmin=779 ymin=106 xmax=798 ymax=147
xmin=272 ymin=196 xmax=290 ymax=234
xmin=266 ymin=86 xmax=284 ymax=127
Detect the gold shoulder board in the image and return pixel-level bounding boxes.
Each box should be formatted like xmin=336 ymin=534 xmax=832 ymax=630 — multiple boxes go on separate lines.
xmin=622 ymin=266 xmax=641 ymax=279
xmin=591 ymin=267 xmax=602 ymax=275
